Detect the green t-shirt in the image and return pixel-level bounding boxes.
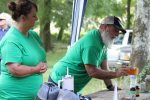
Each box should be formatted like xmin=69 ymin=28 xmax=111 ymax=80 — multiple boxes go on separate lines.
xmin=0 ymin=26 xmax=46 ymax=100
xmin=50 ymin=29 xmax=107 ymax=93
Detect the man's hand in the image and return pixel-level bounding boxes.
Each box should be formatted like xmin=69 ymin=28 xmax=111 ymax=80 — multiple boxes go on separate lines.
xmin=108 ymin=85 xmax=122 ymax=91
xmin=115 ymin=65 xmax=129 ymax=77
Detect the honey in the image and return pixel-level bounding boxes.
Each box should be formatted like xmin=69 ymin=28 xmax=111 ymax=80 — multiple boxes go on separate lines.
xmin=126 ymin=67 xmax=139 ymax=76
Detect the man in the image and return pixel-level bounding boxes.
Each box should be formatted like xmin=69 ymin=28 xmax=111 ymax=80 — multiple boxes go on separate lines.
xmin=49 ymin=16 xmax=129 ymax=94
xmin=0 ymin=12 xmax=12 ymax=75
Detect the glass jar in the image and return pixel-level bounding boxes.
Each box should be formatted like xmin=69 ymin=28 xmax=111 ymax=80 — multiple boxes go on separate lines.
xmin=124 ymin=91 xmax=136 ymax=100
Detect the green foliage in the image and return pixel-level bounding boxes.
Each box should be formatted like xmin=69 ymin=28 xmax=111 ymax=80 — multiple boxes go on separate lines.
xmin=52 ymin=0 xmax=72 ymax=29
xmin=82 ymin=0 xmax=136 ymax=31
xmin=137 ymin=61 xmax=150 ymax=83
xmin=82 ymin=0 xmax=124 ymax=31
xmin=0 ymin=0 xmax=16 ymax=14
xmin=120 ymin=0 xmax=136 ymax=29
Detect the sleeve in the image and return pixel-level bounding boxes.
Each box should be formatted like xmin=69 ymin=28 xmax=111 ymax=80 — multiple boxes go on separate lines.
xmin=1 ymin=41 xmax=22 ymax=64
xmin=81 ymin=46 xmax=100 ymax=66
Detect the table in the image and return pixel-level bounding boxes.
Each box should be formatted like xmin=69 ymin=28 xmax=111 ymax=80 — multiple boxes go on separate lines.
xmin=85 ymin=86 xmax=150 ymax=100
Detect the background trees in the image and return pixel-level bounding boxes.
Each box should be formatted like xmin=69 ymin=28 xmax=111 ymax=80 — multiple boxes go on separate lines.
xmin=1 ymin=0 xmax=150 ymax=85
xmin=130 ymin=0 xmax=150 ymax=83
xmin=0 ymin=0 xmax=137 ymax=51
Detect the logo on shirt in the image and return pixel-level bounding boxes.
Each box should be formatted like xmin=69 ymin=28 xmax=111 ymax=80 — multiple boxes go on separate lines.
xmin=103 ymin=47 xmax=106 ymax=53
xmin=38 ymin=44 xmax=43 ymax=50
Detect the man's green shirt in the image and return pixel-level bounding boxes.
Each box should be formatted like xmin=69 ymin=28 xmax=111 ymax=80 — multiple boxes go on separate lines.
xmin=50 ymin=29 xmax=107 ymax=93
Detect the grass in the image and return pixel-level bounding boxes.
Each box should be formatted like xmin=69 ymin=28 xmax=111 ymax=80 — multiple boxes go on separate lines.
xmin=42 ymin=41 xmax=130 ymax=96
xmin=43 ymin=41 xmax=67 ymax=82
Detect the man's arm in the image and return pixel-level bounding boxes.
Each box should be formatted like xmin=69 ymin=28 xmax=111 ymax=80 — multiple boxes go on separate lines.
xmin=85 ymin=59 xmax=128 ymax=90
xmin=100 ymin=59 xmax=120 ymax=90
xmin=100 ymin=59 xmax=114 ymax=89
xmin=100 ymin=59 xmax=129 ymax=90
xmin=85 ymin=61 xmax=128 ymax=79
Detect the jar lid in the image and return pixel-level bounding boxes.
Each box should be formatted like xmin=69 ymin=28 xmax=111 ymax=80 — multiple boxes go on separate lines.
xmin=130 ymin=87 xmax=136 ymax=91
xmin=130 ymin=75 xmax=137 ymax=79
xmin=127 ymin=91 xmax=136 ymax=94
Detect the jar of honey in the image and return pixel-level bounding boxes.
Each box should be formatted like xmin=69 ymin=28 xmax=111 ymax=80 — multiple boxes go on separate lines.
xmin=126 ymin=67 xmax=139 ymax=76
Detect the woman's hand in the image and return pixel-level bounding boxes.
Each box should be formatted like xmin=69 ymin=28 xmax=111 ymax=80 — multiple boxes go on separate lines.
xmin=37 ymin=62 xmax=48 ymax=74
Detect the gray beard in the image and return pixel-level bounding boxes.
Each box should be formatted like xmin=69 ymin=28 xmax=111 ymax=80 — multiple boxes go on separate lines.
xmin=101 ymin=28 xmax=115 ymax=49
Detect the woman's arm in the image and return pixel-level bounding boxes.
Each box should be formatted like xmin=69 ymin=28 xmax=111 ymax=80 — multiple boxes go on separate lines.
xmin=6 ymin=62 xmax=45 ymax=77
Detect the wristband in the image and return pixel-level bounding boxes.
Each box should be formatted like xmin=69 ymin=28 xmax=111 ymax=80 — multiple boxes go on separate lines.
xmin=107 ymin=84 xmax=113 ymax=89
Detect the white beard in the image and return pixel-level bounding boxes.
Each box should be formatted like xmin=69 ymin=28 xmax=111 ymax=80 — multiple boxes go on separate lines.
xmin=101 ymin=28 xmax=115 ymax=49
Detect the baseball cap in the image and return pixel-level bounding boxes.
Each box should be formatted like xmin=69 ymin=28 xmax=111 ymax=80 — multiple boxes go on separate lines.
xmin=0 ymin=14 xmax=6 ymax=20
xmin=101 ymin=16 xmax=126 ymax=33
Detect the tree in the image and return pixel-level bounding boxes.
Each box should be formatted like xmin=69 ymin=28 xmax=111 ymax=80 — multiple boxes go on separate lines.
xmin=37 ymin=0 xmax=52 ymax=52
xmin=120 ymin=0 xmax=136 ymax=29
xmin=129 ymin=0 xmax=150 ymax=83
xmin=52 ymin=0 xmax=72 ymax=41
xmin=126 ymin=0 xmax=131 ymax=29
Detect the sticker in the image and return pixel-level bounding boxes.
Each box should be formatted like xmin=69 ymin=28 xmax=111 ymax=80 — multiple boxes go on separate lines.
xmin=147 ymin=81 xmax=150 ymax=88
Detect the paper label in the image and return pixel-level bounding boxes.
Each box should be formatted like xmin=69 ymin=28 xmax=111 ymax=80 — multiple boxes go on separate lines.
xmin=147 ymin=81 xmax=150 ymax=88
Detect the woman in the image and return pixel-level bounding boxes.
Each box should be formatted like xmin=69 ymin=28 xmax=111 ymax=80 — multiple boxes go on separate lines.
xmin=0 ymin=12 xmax=12 ymax=75
xmin=0 ymin=0 xmax=48 ymax=99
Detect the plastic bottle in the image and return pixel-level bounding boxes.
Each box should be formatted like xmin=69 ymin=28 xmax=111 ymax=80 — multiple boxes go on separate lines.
xmin=140 ymin=82 xmax=145 ymax=92
xmin=130 ymin=75 xmax=137 ymax=89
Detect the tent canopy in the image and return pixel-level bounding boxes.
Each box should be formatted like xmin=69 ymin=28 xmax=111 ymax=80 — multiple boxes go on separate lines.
xmin=70 ymin=0 xmax=88 ymax=47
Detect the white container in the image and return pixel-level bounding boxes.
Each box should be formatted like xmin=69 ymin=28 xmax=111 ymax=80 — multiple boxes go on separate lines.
xmin=145 ymin=75 xmax=150 ymax=91
xmin=58 ymin=75 xmax=74 ymax=91
xmin=130 ymin=75 xmax=137 ymax=88
xmin=141 ymin=82 xmax=145 ymax=92
xmin=58 ymin=67 xmax=74 ymax=91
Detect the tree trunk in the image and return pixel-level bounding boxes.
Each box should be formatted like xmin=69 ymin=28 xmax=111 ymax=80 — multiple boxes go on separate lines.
xmin=126 ymin=0 xmax=131 ymax=29
xmin=39 ymin=21 xmax=43 ymax=39
xmin=57 ymin=27 xmax=64 ymax=41
xmin=129 ymin=0 xmax=150 ymax=83
xmin=42 ymin=22 xmax=52 ymax=52
xmin=40 ymin=0 xmax=52 ymax=52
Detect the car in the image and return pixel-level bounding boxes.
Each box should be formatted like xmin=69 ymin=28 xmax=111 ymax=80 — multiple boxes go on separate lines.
xmin=117 ymin=45 xmax=131 ymax=66
xmin=107 ymin=29 xmax=133 ymax=69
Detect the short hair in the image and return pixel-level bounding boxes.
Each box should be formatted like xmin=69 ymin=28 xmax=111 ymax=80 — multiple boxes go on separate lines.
xmin=7 ymin=0 xmax=37 ymax=22
xmin=99 ymin=24 xmax=112 ymax=29
xmin=0 ymin=12 xmax=12 ymax=27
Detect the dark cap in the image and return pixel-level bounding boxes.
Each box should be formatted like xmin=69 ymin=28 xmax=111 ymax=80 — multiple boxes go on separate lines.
xmin=101 ymin=16 xmax=126 ymax=33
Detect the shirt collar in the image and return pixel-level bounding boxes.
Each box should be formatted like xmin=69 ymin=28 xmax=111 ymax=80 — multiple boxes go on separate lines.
xmin=0 ymin=27 xmax=10 ymax=31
